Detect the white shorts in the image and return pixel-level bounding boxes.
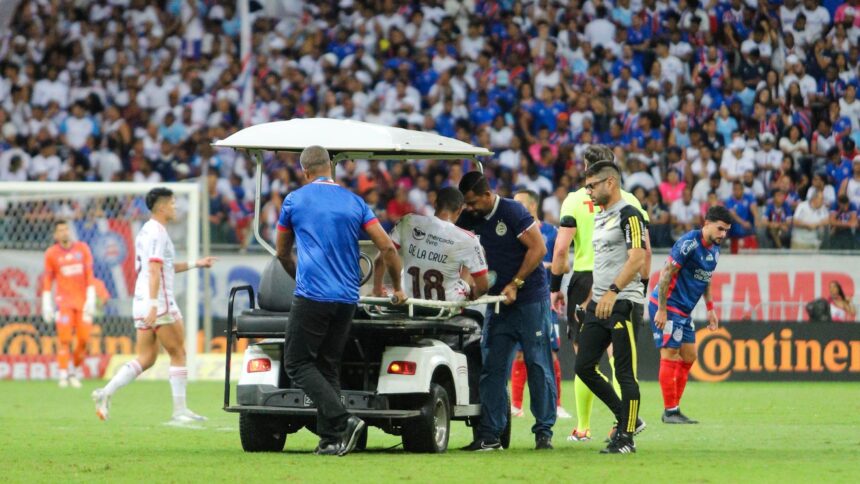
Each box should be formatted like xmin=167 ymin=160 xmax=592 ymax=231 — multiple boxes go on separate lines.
xmin=133 ymin=299 xmax=183 ymax=330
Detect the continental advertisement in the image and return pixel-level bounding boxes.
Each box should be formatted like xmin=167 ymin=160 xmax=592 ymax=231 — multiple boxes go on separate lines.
xmin=2 ymin=249 xmax=859 ymax=381
xmin=685 ymin=323 xmax=860 ymax=382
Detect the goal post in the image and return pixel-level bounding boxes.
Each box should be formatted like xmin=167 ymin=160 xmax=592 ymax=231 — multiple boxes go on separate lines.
xmin=0 ymin=181 xmax=202 ymax=379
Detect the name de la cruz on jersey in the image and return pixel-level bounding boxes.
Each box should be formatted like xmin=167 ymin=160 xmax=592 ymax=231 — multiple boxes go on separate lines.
xmin=408 ymin=228 xmax=455 ymax=263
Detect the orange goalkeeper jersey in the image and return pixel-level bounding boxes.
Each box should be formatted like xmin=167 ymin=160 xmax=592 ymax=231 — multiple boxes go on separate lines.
xmin=43 ymin=241 xmax=94 ymax=309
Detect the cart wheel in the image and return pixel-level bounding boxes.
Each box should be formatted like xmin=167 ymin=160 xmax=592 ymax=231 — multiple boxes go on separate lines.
xmin=239 ymin=413 xmax=287 ymax=452
xmin=402 ymin=383 xmax=450 ymax=453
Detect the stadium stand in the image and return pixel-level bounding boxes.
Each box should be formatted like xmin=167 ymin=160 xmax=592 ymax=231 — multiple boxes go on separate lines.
xmin=0 ymin=0 xmax=859 ymax=251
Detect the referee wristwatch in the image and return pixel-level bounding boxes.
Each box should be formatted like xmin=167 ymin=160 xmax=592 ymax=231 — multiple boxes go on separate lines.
xmin=609 ymin=283 xmax=621 ymax=294
xmin=512 ymin=278 xmax=526 ymax=289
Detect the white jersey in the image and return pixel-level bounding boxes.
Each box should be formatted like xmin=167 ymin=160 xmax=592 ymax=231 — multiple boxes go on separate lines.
xmin=390 ymin=214 xmax=488 ymax=302
xmin=133 ymin=219 xmax=179 ymax=319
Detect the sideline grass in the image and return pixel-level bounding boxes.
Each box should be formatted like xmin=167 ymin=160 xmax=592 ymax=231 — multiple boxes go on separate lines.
xmin=2 ymin=380 xmax=859 ymax=483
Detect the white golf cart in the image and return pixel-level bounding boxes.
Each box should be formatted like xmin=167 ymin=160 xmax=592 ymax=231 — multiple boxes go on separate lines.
xmin=215 ymin=119 xmax=510 ymax=453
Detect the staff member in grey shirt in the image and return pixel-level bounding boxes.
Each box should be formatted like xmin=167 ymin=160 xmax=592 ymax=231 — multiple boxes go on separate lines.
xmin=574 ymin=161 xmax=647 ymax=455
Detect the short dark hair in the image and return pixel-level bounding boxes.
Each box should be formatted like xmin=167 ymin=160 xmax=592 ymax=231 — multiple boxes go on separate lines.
xmin=705 ymin=205 xmax=733 ymax=225
xmin=54 ymin=220 xmax=68 ymax=229
xmin=515 ymin=189 xmax=539 ymax=207
xmin=584 ymin=161 xmax=621 ymax=179
xmin=435 ymin=187 xmax=464 ymax=212
xmin=583 ymin=144 xmax=614 ymax=167
xmin=458 ymin=171 xmax=490 ymax=195
xmin=146 ymin=187 xmax=174 ymax=211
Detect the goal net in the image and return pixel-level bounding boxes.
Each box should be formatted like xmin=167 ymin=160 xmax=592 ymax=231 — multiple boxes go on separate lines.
xmin=0 ymin=182 xmax=201 ymax=378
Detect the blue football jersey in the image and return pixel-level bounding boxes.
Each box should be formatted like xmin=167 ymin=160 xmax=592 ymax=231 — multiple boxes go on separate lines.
xmin=649 ymin=230 xmax=719 ymax=316
xmin=540 ymin=222 xmax=558 ymax=265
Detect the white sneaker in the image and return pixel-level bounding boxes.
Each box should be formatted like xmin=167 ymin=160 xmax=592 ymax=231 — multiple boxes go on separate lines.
xmin=511 ymin=406 xmax=524 ymax=418
xmin=556 ymin=406 xmax=573 ymax=419
xmin=68 ymin=376 xmax=82 ymax=389
xmin=58 ymin=378 xmax=69 ymax=388
xmin=92 ymin=388 xmax=110 ymax=421
xmin=171 ymin=408 xmax=208 ymax=423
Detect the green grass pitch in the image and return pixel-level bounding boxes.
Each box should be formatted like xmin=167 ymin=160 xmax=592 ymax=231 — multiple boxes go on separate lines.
xmin=2 ymin=380 xmax=859 ymax=483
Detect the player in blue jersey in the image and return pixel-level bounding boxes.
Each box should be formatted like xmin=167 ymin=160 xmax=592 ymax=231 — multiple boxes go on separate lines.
xmin=510 ymin=190 xmax=571 ymax=420
xmin=276 ymin=145 xmax=406 ymax=456
xmin=649 ymin=205 xmax=732 ymax=424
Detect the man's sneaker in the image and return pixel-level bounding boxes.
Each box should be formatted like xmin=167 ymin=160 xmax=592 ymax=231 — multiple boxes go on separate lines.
xmin=314 ymin=441 xmax=344 ymax=456
xmin=606 ymin=418 xmax=646 ymax=442
xmin=68 ymin=376 xmax=82 ymax=389
xmin=662 ymin=408 xmax=699 ymax=424
xmin=511 ymin=405 xmax=524 ymax=417
xmin=600 ymin=433 xmax=636 ymax=454
xmin=58 ymin=377 xmax=69 ymax=388
xmin=461 ymin=438 xmax=502 ymax=451
xmin=567 ymin=428 xmax=592 ymax=442
xmin=535 ymin=434 xmax=553 ymax=450
xmin=339 ymin=416 xmax=366 ymax=456
xmin=91 ymin=388 xmax=110 ymax=421
xmin=171 ymin=409 xmax=208 ymax=423
xmin=556 ymin=406 xmax=573 ymax=419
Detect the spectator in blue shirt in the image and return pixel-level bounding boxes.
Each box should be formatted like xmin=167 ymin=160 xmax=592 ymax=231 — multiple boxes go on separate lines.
xmin=725 ymin=181 xmax=760 ymax=253
xmin=763 ymin=189 xmax=793 ymax=249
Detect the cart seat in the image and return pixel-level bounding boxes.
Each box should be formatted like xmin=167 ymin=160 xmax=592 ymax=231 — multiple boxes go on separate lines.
xmin=235 ymin=257 xmax=294 ymax=338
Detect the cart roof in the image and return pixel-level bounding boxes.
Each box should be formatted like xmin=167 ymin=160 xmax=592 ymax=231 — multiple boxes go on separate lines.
xmin=213 ymin=118 xmax=492 ymax=159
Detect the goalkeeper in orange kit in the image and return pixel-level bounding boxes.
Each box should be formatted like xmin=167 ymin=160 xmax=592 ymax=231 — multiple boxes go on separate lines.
xmin=42 ymin=220 xmax=97 ymax=388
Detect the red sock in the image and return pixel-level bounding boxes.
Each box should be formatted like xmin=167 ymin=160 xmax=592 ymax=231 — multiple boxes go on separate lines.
xmin=675 ymin=361 xmax=694 ymax=408
xmin=511 ymin=359 xmax=527 ymax=409
xmin=553 ymin=358 xmax=563 ymax=406
xmin=659 ymin=359 xmax=679 ymax=409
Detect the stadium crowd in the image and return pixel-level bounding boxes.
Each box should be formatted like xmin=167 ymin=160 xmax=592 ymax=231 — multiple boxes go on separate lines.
xmin=0 ymin=0 xmax=859 ymax=251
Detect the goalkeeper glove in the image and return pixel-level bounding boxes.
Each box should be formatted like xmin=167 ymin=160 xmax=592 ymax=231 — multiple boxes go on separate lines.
xmin=83 ymin=286 xmax=97 ymax=319
xmin=42 ymin=292 xmax=55 ymax=324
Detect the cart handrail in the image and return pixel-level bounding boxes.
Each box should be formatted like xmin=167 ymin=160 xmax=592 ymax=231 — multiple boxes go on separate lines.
xmin=359 ymin=295 xmax=508 ymax=318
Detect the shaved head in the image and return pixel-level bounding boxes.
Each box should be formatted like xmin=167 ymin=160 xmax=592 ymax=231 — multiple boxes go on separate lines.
xmin=299 ymin=145 xmax=332 ymax=177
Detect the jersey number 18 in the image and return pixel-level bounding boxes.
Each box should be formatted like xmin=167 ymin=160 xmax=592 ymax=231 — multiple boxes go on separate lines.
xmin=406 ymin=266 xmax=445 ymax=301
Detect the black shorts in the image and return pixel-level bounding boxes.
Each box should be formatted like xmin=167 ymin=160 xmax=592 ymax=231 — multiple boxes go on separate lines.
xmin=565 ymin=271 xmax=593 ymax=345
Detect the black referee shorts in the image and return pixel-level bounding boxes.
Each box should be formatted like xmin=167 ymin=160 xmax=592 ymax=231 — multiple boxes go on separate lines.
xmin=565 ymin=271 xmax=593 ymax=344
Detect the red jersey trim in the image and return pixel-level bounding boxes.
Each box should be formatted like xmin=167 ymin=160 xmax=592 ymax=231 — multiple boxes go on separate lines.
xmin=276 ymin=223 xmax=290 ymax=232
xmin=648 ymin=296 xmax=690 ymax=317
xmin=362 ymin=218 xmax=380 ymax=230
xmin=470 ymin=269 xmax=489 ymax=278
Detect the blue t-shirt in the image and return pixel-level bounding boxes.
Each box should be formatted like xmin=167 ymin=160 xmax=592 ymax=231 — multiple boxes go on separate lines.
xmin=540 ymin=222 xmax=557 ymax=266
xmin=764 ymin=200 xmax=793 ymax=223
xmin=467 ymin=197 xmax=548 ymax=304
xmin=649 ymin=230 xmax=720 ymax=317
xmin=725 ymin=193 xmax=756 ymax=237
xmin=277 ymin=178 xmax=378 ymax=304
xmin=827 ymin=160 xmax=853 ymax=191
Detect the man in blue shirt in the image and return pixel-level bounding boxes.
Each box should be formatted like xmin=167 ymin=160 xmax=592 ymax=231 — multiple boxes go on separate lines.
xmin=457 ymin=172 xmax=556 ymax=451
xmin=724 ymin=181 xmax=759 ymax=253
xmin=650 ymin=206 xmax=732 ymax=424
xmin=276 ymin=145 xmax=406 ymax=456
xmin=763 ymin=189 xmax=793 ymax=249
